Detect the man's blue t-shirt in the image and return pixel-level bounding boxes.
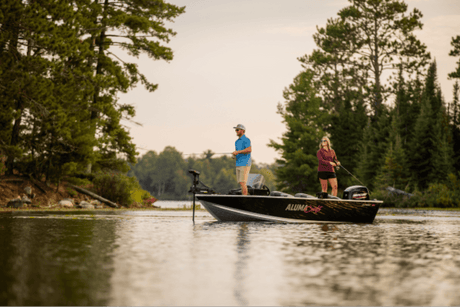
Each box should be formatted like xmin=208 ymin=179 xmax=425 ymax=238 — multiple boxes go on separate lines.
xmin=235 ymin=134 xmax=251 ymax=166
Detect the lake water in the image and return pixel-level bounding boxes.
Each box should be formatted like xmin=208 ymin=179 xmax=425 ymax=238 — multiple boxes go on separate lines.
xmin=154 ymin=199 xmax=201 ymax=209
xmin=1 ymin=207 xmax=460 ymax=306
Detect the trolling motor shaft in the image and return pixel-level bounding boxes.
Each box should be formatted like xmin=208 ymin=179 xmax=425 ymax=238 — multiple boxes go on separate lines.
xmin=188 ymin=169 xmax=215 ymax=223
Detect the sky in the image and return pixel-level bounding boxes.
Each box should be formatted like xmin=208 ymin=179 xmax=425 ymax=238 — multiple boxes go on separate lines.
xmin=118 ymin=0 xmax=460 ymax=165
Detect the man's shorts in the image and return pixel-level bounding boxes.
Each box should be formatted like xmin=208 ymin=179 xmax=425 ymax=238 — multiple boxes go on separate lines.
xmin=236 ymin=166 xmax=250 ymax=183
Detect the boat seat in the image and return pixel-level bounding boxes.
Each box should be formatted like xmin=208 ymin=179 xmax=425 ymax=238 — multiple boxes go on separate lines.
xmin=294 ymin=193 xmax=316 ymax=198
xmin=247 ymin=173 xmax=265 ymax=189
xmin=270 ymin=191 xmax=294 ymax=197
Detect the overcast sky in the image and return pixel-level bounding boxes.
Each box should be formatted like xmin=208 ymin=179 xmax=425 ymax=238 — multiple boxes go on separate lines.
xmin=118 ymin=0 xmax=460 ymax=165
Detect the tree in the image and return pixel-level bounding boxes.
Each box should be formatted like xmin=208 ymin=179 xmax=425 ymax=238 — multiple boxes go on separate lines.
xmin=0 ymin=0 xmax=98 ymax=181
xmin=355 ymin=107 xmax=392 ymax=189
xmin=269 ymin=70 xmax=329 ymax=194
xmin=128 ymin=150 xmax=159 ymax=190
xmin=299 ymin=17 xmax=365 ymax=113
xmin=410 ymin=61 xmax=451 ymax=189
xmin=448 ymin=35 xmax=460 ymax=171
xmin=148 ymin=146 xmax=186 ymax=198
xmin=329 ymin=97 xmax=368 ymax=189
xmin=77 ymin=0 xmax=185 ymax=170
xmin=0 ymin=0 xmax=185 ymax=182
xmin=375 ymin=114 xmax=409 ymax=190
xmin=450 ymin=82 xmax=460 ymax=171
xmin=448 ymin=35 xmax=460 ymax=80
xmin=338 ymin=0 xmax=430 ymax=116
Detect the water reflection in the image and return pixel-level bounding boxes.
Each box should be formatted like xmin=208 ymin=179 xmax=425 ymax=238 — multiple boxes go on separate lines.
xmin=0 ymin=213 xmax=117 ymax=305
xmin=1 ymin=211 xmax=460 ymax=305
xmin=234 ymin=223 xmax=250 ymax=306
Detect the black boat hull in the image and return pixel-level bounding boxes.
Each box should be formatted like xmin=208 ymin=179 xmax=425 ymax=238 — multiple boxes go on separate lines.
xmin=196 ymin=194 xmax=381 ymax=223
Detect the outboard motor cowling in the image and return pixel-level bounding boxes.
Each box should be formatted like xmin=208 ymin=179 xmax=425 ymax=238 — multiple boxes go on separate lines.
xmin=343 ymin=185 xmax=370 ymax=200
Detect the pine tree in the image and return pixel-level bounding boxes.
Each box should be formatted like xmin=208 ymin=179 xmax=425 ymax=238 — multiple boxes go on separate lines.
xmin=410 ymin=61 xmax=451 ymax=188
xmin=338 ymin=0 xmax=430 ymax=116
xmin=74 ymin=0 xmax=185 ymax=170
xmin=329 ymin=97 xmax=367 ymax=188
xmin=0 ymin=0 xmax=185 ymax=181
xmin=375 ymin=113 xmax=409 ymax=190
xmin=269 ymin=70 xmax=329 ymax=194
xmin=448 ymin=35 xmax=460 ymax=171
xmin=411 ymin=96 xmax=435 ymax=189
xmin=355 ymin=107 xmax=392 ymax=190
xmin=448 ymin=35 xmax=460 ymax=80
xmin=451 ymin=82 xmax=460 ymax=171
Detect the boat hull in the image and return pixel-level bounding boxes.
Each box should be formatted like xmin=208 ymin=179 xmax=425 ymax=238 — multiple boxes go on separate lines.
xmin=196 ymin=194 xmax=381 ymax=223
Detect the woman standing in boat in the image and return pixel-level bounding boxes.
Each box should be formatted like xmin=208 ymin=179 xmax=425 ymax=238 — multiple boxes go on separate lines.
xmin=317 ymin=136 xmax=340 ymax=197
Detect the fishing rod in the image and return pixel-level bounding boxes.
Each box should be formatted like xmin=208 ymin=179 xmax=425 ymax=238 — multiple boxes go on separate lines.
xmin=184 ymin=152 xmax=234 ymax=156
xmin=334 ymin=160 xmax=366 ymax=187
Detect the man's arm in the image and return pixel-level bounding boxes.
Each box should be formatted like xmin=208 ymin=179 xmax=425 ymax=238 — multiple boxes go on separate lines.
xmin=233 ymin=146 xmax=252 ymax=156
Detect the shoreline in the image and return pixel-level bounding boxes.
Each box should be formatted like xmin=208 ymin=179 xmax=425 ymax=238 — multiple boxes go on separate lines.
xmin=1 ymin=207 xmax=459 ymax=213
xmin=0 ymin=207 xmax=207 ymax=212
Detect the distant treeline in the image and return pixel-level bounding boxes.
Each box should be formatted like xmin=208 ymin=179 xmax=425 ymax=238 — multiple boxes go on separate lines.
xmin=269 ymin=0 xmax=460 ymax=206
xmin=128 ymin=147 xmax=278 ymax=200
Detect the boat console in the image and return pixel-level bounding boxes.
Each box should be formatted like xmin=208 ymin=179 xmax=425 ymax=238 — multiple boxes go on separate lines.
xmin=227 ymin=173 xmax=270 ymax=195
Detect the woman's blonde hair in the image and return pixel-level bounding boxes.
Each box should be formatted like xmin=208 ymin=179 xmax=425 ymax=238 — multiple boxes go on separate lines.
xmin=319 ymin=136 xmax=332 ymax=150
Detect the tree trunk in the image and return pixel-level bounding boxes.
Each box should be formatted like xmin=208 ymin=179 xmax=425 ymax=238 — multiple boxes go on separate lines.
xmin=69 ymin=184 xmax=119 ymax=208
xmin=373 ymin=17 xmax=381 ymax=117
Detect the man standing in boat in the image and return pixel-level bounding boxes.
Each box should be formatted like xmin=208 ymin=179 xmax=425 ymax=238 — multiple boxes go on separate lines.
xmin=232 ymin=124 xmax=252 ymax=195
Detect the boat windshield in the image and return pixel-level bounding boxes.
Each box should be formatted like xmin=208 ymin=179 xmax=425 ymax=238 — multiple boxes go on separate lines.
xmin=247 ymin=173 xmax=265 ymax=189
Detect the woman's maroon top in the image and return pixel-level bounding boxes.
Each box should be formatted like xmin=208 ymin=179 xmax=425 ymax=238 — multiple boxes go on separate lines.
xmin=317 ymin=148 xmax=337 ymax=172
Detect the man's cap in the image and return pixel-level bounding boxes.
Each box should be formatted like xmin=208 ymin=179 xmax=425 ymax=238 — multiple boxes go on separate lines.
xmin=233 ymin=124 xmax=246 ymax=130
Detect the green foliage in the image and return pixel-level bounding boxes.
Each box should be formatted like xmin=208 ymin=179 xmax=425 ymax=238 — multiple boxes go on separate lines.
xmin=448 ymin=35 xmax=460 ymax=80
xmin=367 ymin=173 xmax=460 ymax=208
xmin=451 ymin=81 xmax=460 ymax=171
xmin=268 ymin=70 xmax=328 ymax=194
xmin=130 ymin=188 xmax=153 ymax=206
xmin=375 ymin=134 xmax=409 ymax=191
xmin=329 ymin=98 xmax=367 ymax=189
xmin=274 ymin=1 xmax=457 ymax=206
xmin=337 ymin=0 xmax=430 ymax=114
xmin=92 ymin=171 xmax=142 ymax=207
xmin=66 ymin=188 xmax=78 ymax=197
xmin=0 ymin=0 xmax=184 ymax=183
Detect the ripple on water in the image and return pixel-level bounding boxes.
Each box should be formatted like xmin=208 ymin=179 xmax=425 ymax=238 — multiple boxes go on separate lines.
xmin=1 ymin=209 xmax=460 ymax=305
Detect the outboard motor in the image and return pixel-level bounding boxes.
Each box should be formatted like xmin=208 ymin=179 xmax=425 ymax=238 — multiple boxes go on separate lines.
xmin=343 ymin=185 xmax=370 ymax=200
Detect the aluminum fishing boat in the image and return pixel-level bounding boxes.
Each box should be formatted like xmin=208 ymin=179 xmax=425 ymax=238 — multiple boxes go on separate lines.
xmin=188 ymin=169 xmax=382 ymax=223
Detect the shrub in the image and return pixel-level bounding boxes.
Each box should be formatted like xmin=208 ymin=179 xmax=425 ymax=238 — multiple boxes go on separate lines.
xmin=371 ymin=188 xmax=413 ymax=208
xmin=92 ymin=172 xmax=142 ymax=207
xmin=66 ymin=187 xmax=78 ymax=197
xmin=131 ymin=188 xmax=156 ymax=206
xmin=373 ymin=174 xmax=460 ymax=208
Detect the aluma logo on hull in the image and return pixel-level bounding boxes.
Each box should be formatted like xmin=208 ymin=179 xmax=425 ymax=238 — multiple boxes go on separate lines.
xmin=285 ymin=204 xmax=308 ymax=211
xmin=286 ymin=204 xmax=323 ymax=214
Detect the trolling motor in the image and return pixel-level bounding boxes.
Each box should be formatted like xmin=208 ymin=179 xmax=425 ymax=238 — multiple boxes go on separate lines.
xmin=188 ymin=169 xmax=215 ymax=223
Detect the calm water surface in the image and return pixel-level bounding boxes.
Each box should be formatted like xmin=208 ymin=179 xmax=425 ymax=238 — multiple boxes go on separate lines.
xmin=1 ymin=207 xmax=460 ymax=306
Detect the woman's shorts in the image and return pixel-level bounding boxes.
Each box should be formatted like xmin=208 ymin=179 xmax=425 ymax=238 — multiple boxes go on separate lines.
xmin=318 ymin=171 xmax=337 ymax=180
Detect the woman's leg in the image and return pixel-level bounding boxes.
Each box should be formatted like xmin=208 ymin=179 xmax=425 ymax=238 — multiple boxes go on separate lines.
xmin=320 ymin=178 xmax=328 ymax=193
xmin=329 ymin=178 xmax=338 ymax=196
